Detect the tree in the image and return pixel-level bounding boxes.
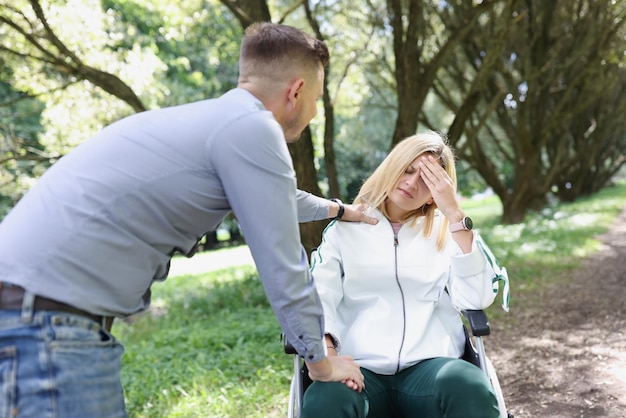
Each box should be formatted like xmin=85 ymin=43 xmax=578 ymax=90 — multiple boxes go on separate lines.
xmin=0 ymin=1 xmax=145 ymax=111
xmin=0 ymin=0 xmax=242 ymax=197
xmin=101 ymin=0 xmax=242 ymax=106
xmin=553 ymin=65 xmax=626 ymax=201
xmin=384 ymin=0 xmax=502 ymax=148
xmin=2 ymin=0 xmax=624 ymax=229
xmin=438 ymin=0 xmax=626 ymax=222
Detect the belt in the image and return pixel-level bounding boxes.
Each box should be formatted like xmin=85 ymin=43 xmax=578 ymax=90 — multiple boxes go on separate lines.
xmin=0 ymin=282 xmax=114 ymax=332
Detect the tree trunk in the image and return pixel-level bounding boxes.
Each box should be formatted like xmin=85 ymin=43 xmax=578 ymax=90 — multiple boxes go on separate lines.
xmin=303 ymin=2 xmax=340 ymax=199
xmin=289 ymin=127 xmax=327 ymax=256
xmin=322 ymin=82 xmax=340 ymax=199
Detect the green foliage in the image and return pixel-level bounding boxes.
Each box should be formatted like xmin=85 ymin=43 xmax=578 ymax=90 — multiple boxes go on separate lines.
xmin=330 ymin=109 xmax=393 ymax=202
xmin=1 ymin=0 xmax=162 ymax=153
xmin=0 ymin=0 xmax=241 ymax=208
xmin=447 ymin=0 xmax=626 ymax=216
xmin=0 ymin=79 xmax=48 ymax=214
xmin=101 ymin=0 xmax=241 ymax=105
xmin=118 ymin=182 xmax=626 ymax=416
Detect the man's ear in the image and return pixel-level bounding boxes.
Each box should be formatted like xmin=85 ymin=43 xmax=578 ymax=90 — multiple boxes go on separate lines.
xmin=286 ymin=78 xmax=305 ymax=108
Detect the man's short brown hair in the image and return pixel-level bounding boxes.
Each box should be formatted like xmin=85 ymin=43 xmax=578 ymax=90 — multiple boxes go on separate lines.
xmin=239 ymin=23 xmax=329 ymax=81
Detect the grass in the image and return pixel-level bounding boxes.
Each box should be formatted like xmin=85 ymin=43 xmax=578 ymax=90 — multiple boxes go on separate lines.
xmin=118 ymin=181 xmax=626 ymax=417
xmin=116 ymin=266 xmax=288 ymax=417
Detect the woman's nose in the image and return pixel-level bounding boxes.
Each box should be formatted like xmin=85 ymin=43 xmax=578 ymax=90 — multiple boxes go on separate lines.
xmin=405 ymin=173 xmax=421 ymax=189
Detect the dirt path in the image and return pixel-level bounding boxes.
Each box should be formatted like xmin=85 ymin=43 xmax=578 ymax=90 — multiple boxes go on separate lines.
xmin=490 ymin=209 xmax=626 ymax=418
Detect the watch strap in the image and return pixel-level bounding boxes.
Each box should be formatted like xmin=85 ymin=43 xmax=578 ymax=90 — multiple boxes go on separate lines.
xmin=449 ymin=216 xmax=472 ymax=232
xmin=330 ymin=198 xmax=344 ymax=220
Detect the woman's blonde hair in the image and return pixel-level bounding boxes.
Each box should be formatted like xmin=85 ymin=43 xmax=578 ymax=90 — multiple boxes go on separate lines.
xmin=355 ymin=131 xmax=457 ymax=251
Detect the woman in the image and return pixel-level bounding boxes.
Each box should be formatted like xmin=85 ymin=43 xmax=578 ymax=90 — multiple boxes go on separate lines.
xmin=301 ymin=131 xmax=505 ymax=418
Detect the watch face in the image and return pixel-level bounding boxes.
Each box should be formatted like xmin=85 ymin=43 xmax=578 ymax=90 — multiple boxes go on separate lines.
xmin=464 ymin=217 xmax=473 ymax=230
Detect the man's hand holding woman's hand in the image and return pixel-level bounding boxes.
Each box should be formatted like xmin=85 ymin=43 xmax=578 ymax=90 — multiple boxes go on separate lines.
xmin=306 ymin=355 xmax=365 ymax=393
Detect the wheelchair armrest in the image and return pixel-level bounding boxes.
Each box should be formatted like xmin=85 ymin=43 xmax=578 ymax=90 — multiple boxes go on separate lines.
xmin=281 ymin=333 xmax=298 ymax=355
xmin=461 ymin=309 xmax=491 ymax=337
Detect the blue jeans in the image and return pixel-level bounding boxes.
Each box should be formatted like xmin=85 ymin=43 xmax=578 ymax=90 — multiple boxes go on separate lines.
xmin=301 ymin=357 xmax=500 ymax=418
xmin=0 ymin=292 xmax=126 ymax=418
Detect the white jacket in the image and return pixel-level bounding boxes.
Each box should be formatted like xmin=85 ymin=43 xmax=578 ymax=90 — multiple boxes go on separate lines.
xmin=311 ymin=208 xmax=500 ymax=375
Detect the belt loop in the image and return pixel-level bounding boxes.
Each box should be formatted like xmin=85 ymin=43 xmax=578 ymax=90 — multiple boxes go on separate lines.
xmin=21 ymin=290 xmax=36 ymax=323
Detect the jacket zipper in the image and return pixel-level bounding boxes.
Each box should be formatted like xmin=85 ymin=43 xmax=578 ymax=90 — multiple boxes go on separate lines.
xmin=393 ymin=231 xmax=407 ymax=373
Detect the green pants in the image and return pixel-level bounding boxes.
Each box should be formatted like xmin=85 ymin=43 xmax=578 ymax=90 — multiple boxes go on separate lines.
xmin=301 ymin=357 xmax=500 ymax=418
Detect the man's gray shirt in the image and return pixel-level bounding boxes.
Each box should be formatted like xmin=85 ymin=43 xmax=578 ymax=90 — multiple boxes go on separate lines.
xmin=0 ymin=88 xmax=328 ymax=361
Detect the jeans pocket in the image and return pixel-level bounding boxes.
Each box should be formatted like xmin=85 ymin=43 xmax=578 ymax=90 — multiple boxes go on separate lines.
xmin=49 ymin=339 xmax=126 ymax=418
xmin=0 ymin=346 xmax=17 ymax=418
xmin=46 ymin=315 xmax=127 ymax=418
xmin=49 ymin=314 xmax=116 ymax=350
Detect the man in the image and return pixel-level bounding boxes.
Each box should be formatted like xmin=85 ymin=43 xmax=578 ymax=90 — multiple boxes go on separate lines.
xmin=0 ymin=23 xmax=370 ymax=417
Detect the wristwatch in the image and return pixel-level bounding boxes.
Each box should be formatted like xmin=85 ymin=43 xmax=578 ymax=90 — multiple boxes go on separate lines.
xmin=330 ymin=198 xmax=345 ymax=220
xmin=449 ymin=216 xmax=473 ymax=233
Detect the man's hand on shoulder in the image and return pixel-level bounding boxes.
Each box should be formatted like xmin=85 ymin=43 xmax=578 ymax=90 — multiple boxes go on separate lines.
xmin=339 ymin=203 xmax=378 ymax=225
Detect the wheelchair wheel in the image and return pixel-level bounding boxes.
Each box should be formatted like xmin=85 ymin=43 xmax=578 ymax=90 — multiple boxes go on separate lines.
xmin=485 ymin=356 xmax=511 ymax=418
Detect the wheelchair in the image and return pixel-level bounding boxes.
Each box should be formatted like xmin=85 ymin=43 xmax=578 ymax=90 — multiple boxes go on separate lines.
xmin=282 ymin=309 xmax=513 ymax=418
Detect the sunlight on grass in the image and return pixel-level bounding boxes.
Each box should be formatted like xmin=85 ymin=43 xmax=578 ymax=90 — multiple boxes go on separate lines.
xmin=143 ymin=366 xmax=290 ymax=418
